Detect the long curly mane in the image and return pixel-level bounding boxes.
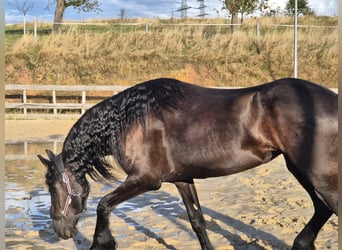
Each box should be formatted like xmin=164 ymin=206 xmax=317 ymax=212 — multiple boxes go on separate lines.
xmin=62 ymin=78 xmax=185 ymax=182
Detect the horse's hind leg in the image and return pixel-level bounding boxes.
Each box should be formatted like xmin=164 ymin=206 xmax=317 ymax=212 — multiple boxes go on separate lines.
xmin=90 ymin=175 xmax=161 ymax=250
xmin=292 ymin=199 xmax=332 ymax=250
xmin=175 ymin=180 xmax=213 ymax=250
xmin=285 ymin=158 xmax=333 ymax=250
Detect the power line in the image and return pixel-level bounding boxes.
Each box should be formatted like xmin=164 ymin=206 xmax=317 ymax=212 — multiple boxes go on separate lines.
xmin=177 ymin=0 xmax=191 ymax=18
xmin=196 ymin=0 xmax=208 ymax=18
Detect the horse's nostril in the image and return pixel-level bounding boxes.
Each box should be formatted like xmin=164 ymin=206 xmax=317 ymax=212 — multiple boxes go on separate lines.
xmin=59 ymin=227 xmax=76 ymax=239
xmin=65 ymin=229 xmax=73 ymax=239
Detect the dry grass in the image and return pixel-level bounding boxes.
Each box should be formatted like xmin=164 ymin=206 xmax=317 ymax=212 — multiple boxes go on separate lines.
xmin=5 ymin=16 xmax=338 ymax=88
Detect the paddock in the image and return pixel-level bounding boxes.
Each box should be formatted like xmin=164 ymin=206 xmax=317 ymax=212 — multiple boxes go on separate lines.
xmin=5 ymin=119 xmax=337 ymax=249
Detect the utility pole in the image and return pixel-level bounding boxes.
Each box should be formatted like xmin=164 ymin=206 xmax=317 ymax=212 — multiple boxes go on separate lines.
xmin=294 ymin=0 xmax=298 ymax=78
xmin=178 ymin=0 xmax=191 ymax=18
xmin=197 ymin=0 xmax=208 ymax=18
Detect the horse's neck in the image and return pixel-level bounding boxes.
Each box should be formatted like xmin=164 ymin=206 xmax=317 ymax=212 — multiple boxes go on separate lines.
xmin=63 ymin=106 xmax=116 ymax=165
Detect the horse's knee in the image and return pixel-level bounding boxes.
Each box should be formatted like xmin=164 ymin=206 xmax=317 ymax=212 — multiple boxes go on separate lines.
xmin=97 ymin=196 xmax=112 ymax=216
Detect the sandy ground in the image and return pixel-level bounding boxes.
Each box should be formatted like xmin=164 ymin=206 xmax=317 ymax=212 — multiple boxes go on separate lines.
xmin=5 ymin=119 xmax=338 ymax=250
xmin=5 ymin=119 xmax=77 ymax=141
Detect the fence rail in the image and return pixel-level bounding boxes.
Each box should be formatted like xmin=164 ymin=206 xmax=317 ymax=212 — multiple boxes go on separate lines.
xmin=5 ymin=20 xmax=337 ymax=42
xmin=5 ymin=138 xmax=64 ymax=160
xmin=5 ymin=84 xmax=337 ymax=119
xmin=5 ymin=84 xmax=127 ymax=118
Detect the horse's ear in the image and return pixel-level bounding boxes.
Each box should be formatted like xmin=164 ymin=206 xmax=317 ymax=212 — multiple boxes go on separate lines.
xmin=46 ymin=149 xmax=56 ymax=161
xmin=37 ymin=154 xmax=51 ymax=168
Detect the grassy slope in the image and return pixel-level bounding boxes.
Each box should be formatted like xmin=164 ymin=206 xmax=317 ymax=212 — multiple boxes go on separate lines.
xmin=5 ymin=16 xmax=338 ymax=88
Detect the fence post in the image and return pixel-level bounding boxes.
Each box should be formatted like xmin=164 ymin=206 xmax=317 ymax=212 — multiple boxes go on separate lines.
xmin=24 ymin=141 xmax=28 ymax=155
xmin=145 ymin=23 xmax=149 ymax=32
xmin=256 ymin=23 xmax=260 ymax=37
xmin=81 ymin=90 xmax=86 ymax=114
xmin=52 ymin=90 xmax=57 ymax=116
xmin=53 ymin=140 xmax=58 ymax=154
xmin=23 ymin=88 xmax=27 ymax=116
xmin=34 ymin=18 xmax=37 ymax=42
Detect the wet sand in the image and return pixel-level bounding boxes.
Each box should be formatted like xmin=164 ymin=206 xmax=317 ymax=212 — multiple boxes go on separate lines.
xmin=5 ymin=119 xmax=338 ymax=249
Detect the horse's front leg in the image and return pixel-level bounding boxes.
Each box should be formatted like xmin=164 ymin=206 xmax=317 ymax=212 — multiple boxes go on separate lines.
xmin=175 ymin=180 xmax=214 ymax=250
xmin=90 ymin=196 xmax=117 ymax=250
xmin=90 ymin=175 xmax=159 ymax=250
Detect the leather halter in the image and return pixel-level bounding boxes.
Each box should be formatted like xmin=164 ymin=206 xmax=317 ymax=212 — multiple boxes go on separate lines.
xmin=54 ymin=154 xmax=82 ymax=217
xmin=60 ymin=172 xmax=80 ymax=216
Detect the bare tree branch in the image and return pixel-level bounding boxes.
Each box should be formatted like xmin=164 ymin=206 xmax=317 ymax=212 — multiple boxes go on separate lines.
xmin=8 ymin=0 xmax=34 ymax=16
xmin=7 ymin=0 xmax=35 ymax=35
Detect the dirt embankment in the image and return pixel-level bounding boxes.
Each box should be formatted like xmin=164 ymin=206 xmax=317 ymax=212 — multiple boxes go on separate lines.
xmin=5 ymin=17 xmax=338 ymax=88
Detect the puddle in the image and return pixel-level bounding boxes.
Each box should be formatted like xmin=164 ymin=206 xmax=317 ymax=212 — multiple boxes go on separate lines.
xmin=5 ymin=140 xmax=185 ymax=249
xmin=5 ymin=140 xmax=338 ymax=250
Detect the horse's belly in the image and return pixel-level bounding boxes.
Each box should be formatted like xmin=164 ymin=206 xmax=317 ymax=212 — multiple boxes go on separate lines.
xmin=171 ymin=150 xmax=270 ymax=180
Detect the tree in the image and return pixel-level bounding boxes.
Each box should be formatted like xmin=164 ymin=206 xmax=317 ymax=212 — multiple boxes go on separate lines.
xmin=223 ymin=0 xmax=259 ymax=32
xmin=239 ymin=0 xmax=258 ymax=23
xmin=119 ymin=8 xmax=127 ymax=20
xmin=8 ymin=0 xmax=35 ymax=35
xmin=259 ymin=0 xmax=282 ymax=17
xmin=48 ymin=0 xmax=101 ymax=33
xmin=285 ymin=0 xmax=315 ymax=16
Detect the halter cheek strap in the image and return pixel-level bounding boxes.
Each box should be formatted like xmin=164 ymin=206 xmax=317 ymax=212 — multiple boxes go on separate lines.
xmin=54 ymin=154 xmax=81 ymax=217
xmin=61 ymin=172 xmax=81 ymax=216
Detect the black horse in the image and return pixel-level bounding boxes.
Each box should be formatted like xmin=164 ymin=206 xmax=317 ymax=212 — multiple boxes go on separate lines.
xmin=38 ymin=78 xmax=337 ymax=250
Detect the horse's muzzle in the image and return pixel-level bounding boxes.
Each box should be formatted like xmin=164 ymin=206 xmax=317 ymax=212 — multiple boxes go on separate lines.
xmin=53 ymin=219 xmax=78 ymax=239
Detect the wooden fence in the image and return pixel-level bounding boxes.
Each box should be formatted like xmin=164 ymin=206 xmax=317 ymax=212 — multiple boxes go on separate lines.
xmin=5 ymin=84 xmax=337 ymax=119
xmin=5 ymin=138 xmax=64 ymax=160
xmin=5 ymin=84 xmax=127 ymax=118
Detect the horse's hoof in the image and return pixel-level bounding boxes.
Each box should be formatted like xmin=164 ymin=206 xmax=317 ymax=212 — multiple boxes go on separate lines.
xmin=90 ymin=240 xmax=117 ymax=250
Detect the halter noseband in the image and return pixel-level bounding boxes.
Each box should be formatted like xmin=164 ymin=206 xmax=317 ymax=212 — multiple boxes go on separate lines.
xmin=54 ymin=154 xmax=82 ymax=217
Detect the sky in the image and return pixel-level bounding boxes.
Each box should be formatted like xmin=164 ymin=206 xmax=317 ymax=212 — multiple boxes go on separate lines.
xmin=5 ymin=0 xmax=338 ymax=24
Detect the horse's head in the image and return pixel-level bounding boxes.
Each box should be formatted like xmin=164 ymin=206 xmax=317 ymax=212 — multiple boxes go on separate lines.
xmin=38 ymin=150 xmax=89 ymax=239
